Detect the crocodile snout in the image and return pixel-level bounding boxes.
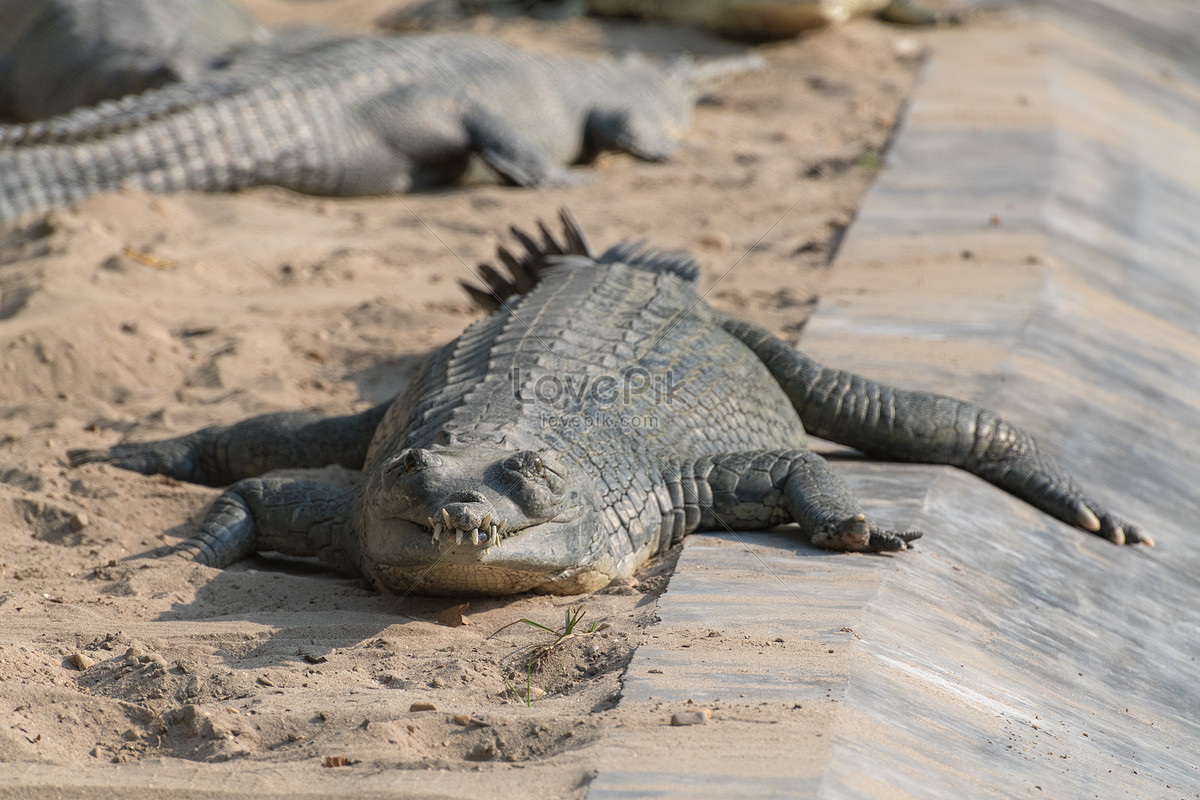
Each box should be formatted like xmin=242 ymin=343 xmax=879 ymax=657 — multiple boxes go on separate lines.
xmin=442 ymin=494 xmax=489 ymax=531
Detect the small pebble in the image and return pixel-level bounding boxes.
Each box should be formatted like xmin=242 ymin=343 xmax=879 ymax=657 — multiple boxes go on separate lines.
xmin=68 ymin=512 xmax=89 ymax=532
xmin=466 ymin=743 xmax=495 ymax=761
xmin=453 ymin=714 xmax=472 ymax=726
xmin=409 ymin=702 xmax=437 ymax=712
xmin=67 ymin=652 xmax=95 ymax=670
xmin=696 ymin=232 xmax=731 ymax=252
xmin=122 ymin=729 xmax=140 ymax=742
xmin=892 ymin=36 xmax=924 ymax=60
xmin=670 ymin=708 xmax=713 ymax=726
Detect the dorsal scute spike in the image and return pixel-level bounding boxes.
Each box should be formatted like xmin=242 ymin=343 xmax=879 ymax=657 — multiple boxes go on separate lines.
xmin=479 ymin=262 xmax=512 ymax=287
xmin=508 ymin=226 xmax=543 ymax=262
xmin=537 ymin=220 xmax=565 ymax=255
xmin=459 ymin=280 xmax=501 ymax=312
xmin=557 ymin=208 xmax=592 ymax=257
xmin=459 ymin=208 xmax=700 ymax=311
xmin=496 ymin=246 xmax=536 ymax=293
xmin=598 ymin=240 xmax=650 ymax=265
xmin=479 ymin=263 xmax=518 ymax=297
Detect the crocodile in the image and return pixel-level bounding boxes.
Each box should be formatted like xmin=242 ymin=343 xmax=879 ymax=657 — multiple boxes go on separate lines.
xmin=0 ymin=0 xmax=266 ymax=123
xmin=386 ymin=0 xmax=958 ymax=41
xmin=0 ymin=34 xmax=742 ymax=226
xmin=68 ymin=212 xmax=1148 ymax=596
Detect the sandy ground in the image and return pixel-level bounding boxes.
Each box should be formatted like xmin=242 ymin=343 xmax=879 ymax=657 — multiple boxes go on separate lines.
xmin=0 ymin=2 xmax=942 ymax=795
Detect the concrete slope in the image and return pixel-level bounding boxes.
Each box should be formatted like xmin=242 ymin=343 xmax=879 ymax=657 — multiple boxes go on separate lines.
xmin=592 ymin=2 xmax=1200 ymax=797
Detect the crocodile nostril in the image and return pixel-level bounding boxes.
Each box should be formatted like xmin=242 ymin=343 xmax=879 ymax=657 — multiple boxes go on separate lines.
xmin=442 ymin=500 xmax=491 ymax=531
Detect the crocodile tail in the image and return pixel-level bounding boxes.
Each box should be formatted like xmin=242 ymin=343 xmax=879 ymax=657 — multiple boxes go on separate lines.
xmin=687 ymin=52 xmax=767 ymax=92
xmin=461 ymin=208 xmax=701 ymax=311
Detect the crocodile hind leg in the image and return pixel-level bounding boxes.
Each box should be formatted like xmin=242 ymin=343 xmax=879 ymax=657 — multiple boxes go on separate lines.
xmin=357 ymin=87 xmax=573 ymax=189
xmin=463 ymin=102 xmax=576 ymax=186
xmin=674 ymin=450 xmax=922 ymax=552
xmin=172 ymin=477 xmax=357 ymax=570
xmin=719 ymin=316 xmax=1149 ymax=546
xmin=68 ymin=403 xmax=389 ymax=487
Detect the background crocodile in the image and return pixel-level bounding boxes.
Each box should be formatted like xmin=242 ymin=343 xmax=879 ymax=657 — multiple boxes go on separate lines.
xmin=0 ymin=0 xmax=266 ymax=122
xmin=69 ymin=213 xmax=1147 ymax=596
xmin=0 ymin=33 xmax=747 ymax=226
xmin=386 ymin=0 xmax=958 ymax=40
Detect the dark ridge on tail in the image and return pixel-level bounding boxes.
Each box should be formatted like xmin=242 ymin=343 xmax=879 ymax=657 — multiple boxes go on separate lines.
xmin=597 ymin=240 xmax=701 ymax=286
xmin=458 ymin=208 xmax=594 ymax=312
xmin=460 ymin=209 xmax=702 ymax=311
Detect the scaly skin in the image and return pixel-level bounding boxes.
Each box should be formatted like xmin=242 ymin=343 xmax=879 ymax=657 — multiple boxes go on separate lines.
xmin=0 ymin=34 xmax=728 ymax=226
xmin=0 ymin=0 xmax=264 ymax=122
xmin=69 ymin=212 xmax=1147 ymax=596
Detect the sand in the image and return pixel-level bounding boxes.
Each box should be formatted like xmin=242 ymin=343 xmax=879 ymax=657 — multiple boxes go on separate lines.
xmin=0 ymin=2 xmax=936 ymax=795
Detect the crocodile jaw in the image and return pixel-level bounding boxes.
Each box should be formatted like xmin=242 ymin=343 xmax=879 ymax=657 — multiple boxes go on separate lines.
xmin=357 ymin=513 xmax=609 ymax=595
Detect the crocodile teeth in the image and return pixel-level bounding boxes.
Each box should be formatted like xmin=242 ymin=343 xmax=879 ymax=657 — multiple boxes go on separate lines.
xmin=427 ymin=508 xmax=507 ymax=549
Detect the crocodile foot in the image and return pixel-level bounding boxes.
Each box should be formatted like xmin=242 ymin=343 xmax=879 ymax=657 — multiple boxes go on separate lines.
xmin=811 ymin=513 xmax=922 ymax=553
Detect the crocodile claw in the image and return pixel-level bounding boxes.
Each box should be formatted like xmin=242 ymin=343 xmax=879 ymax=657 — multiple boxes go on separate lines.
xmin=811 ymin=513 xmax=922 ymax=553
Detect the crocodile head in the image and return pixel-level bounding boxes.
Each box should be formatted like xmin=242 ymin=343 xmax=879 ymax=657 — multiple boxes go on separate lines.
xmin=359 ymin=442 xmax=606 ymax=594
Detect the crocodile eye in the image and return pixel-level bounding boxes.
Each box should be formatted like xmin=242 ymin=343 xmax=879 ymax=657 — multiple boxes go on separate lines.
xmin=502 ymin=451 xmax=563 ymax=485
xmin=390 ymin=448 xmax=440 ymax=474
xmin=502 ymin=451 xmax=542 ymax=476
xmin=498 ymin=451 xmax=567 ymax=497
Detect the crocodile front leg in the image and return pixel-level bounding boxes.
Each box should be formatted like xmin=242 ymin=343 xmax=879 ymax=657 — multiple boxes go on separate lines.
xmin=671 ymin=450 xmax=922 ymax=552
xmin=69 ymin=404 xmax=388 ymax=487
xmin=173 ymin=478 xmax=357 ymax=570
xmin=719 ymin=316 xmax=1149 ymax=546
